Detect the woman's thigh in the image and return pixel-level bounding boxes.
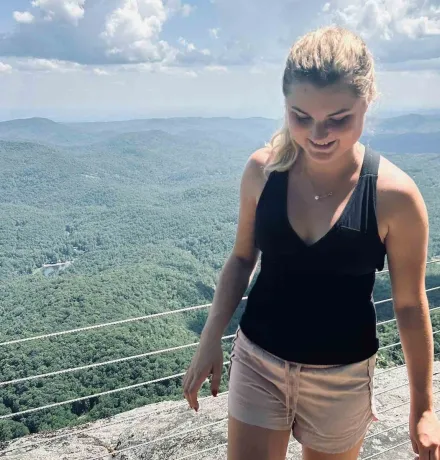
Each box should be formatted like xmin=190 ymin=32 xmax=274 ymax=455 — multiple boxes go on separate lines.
xmin=228 ymin=415 xmax=291 ymax=460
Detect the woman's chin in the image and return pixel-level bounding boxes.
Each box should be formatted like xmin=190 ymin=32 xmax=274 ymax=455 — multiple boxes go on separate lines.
xmin=304 ymin=139 xmax=340 ymax=162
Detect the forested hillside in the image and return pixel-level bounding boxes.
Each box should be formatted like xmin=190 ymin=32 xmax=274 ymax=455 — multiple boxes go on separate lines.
xmin=1 ymin=115 xmax=440 ymax=443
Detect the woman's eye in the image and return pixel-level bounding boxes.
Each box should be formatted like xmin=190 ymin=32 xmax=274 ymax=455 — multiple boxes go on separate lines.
xmin=291 ymin=112 xmax=350 ymax=126
xmin=293 ymin=113 xmax=311 ymax=123
xmin=329 ymin=116 xmax=350 ymax=125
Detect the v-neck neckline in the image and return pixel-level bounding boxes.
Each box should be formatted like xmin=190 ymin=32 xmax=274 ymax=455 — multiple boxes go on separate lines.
xmin=283 ymin=148 xmax=368 ymax=249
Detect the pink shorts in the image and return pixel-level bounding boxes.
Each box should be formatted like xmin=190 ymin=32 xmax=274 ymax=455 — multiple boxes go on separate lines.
xmin=228 ymin=328 xmax=379 ymax=454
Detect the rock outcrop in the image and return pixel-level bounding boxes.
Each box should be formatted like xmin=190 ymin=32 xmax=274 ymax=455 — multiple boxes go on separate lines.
xmin=1 ymin=361 xmax=439 ymax=459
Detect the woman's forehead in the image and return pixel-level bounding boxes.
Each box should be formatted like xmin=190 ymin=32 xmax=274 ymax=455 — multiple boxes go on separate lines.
xmin=285 ymin=82 xmax=363 ymax=116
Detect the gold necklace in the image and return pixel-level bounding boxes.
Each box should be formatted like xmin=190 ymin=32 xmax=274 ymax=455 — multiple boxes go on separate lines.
xmin=302 ymin=145 xmax=363 ymax=201
xmin=303 ymin=170 xmax=334 ymax=201
xmin=313 ymin=191 xmax=333 ymax=201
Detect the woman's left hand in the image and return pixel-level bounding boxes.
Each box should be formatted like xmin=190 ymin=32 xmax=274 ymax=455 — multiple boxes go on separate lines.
xmin=410 ymin=409 xmax=440 ymax=459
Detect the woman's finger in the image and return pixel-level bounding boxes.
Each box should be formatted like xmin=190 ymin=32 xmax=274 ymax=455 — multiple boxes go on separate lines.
xmin=183 ymin=372 xmax=194 ymax=406
xmin=187 ymin=378 xmax=200 ymax=411
xmin=189 ymin=372 xmax=209 ymax=411
xmin=184 ymin=375 xmax=198 ymax=409
xmin=210 ymin=360 xmax=223 ymax=397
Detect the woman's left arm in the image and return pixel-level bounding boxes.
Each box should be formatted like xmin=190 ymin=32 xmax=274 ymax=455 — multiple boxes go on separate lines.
xmin=385 ymin=175 xmax=440 ymax=459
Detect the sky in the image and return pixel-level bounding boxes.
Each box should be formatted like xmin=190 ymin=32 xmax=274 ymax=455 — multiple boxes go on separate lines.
xmin=0 ymin=0 xmax=439 ymax=121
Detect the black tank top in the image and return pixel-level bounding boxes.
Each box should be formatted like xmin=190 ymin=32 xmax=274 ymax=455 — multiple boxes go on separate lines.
xmin=239 ymin=147 xmax=387 ymax=365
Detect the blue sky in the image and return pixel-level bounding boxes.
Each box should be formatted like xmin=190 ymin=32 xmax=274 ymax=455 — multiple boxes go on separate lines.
xmin=0 ymin=0 xmax=439 ymax=121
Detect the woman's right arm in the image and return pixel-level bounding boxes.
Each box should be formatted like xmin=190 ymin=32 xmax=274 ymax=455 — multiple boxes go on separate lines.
xmin=182 ymin=149 xmax=269 ymax=412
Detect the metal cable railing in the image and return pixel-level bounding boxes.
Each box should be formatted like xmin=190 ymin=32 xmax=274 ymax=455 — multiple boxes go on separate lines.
xmin=4 ymin=333 xmax=440 ymax=460
xmin=4 ymin=329 xmax=438 ymax=421
xmin=1 ymin=258 xmax=440 ymax=457
xmin=6 ymin=353 xmax=440 ymax=457
xmin=0 ymin=392 xmax=232 ymax=455
xmin=0 ymin=362 xmax=229 ymax=420
xmin=86 ymin=385 xmax=440 ymax=460
xmin=2 ymin=286 xmax=439 ymax=388
xmin=0 ymin=335 xmax=236 ymax=387
xmin=169 ymin=406 xmax=440 ymax=460
xmin=376 ymin=389 xmax=440 ymax=416
xmin=360 ymin=391 xmax=440 ymax=459
xmin=362 ymin=439 xmax=416 ymax=459
xmin=375 ymin=352 xmax=440 ymax=375
xmin=375 ymin=372 xmax=439 ymax=397
xmin=2 ymin=259 xmax=439 ymax=348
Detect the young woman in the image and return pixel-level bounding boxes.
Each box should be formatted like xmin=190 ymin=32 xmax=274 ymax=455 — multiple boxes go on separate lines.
xmin=183 ymin=26 xmax=440 ymax=459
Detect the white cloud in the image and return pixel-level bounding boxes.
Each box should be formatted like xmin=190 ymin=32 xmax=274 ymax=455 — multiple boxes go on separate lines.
xmin=178 ymin=37 xmax=210 ymax=55
xmin=15 ymin=58 xmax=82 ymax=72
xmin=213 ymin=0 xmax=440 ymax=68
xmin=209 ymin=27 xmax=220 ymax=39
xmin=175 ymin=37 xmax=213 ymax=65
xmin=93 ymin=68 xmax=109 ymax=75
xmin=0 ymin=62 xmax=13 ymax=73
xmin=13 ymin=11 xmax=35 ymax=24
xmin=211 ymin=0 xmax=326 ymax=66
xmin=166 ymin=0 xmax=195 ymax=16
xmin=30 ymin=0 xmax=86 ymax=25
xmin=178 ymin=36 xmax=196 ymax=52
xmin=101 ymin=0 xmax=176 ymax=63
xmin=0 ymin=0 xmax=439 ymax=117
xmin=3 ymin=0 xmax=438 ymax=73
xmin=114 ymin=62 xmax=155 ymax=72
xmin=328 ymin=0 xmax=440 ymax=40
xmin=204 ymin=65 xmax=228 ymax=73
xmin=324 ymin=0 xmax=440 ymax=65
xmin=99 ymin=1 xmax=198 ymax=64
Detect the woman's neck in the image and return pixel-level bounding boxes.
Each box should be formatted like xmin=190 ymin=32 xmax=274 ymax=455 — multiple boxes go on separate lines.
xmin=296 ymin=143 xmax=364 ymax=182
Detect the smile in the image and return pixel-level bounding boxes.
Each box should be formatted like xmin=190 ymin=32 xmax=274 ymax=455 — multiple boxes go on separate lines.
xmin=309 ymin=139 xmax=336 ymax=148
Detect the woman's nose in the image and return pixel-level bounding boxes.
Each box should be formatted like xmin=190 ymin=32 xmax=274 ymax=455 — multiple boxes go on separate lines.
xmin=310 ymin=122 xmax=329 ymax=141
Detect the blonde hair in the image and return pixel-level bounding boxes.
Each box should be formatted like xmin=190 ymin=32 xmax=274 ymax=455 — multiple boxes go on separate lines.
xmin=265 ymin=26 xmax=377 ymax=175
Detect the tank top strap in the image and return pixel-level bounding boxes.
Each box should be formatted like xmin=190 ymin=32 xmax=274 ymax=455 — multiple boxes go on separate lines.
xmin=359 ymin=145 xmax=380 ymax=178
xmin=255 ymin=169 xmax=288 ymax=220
xmin=354 ymin=145 xmax=381 ymax=238
xmin=262 ymin=169 xmax=288 ymax=202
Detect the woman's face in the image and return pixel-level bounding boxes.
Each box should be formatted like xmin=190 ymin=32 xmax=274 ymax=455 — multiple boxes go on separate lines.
xmin=285 ymin=81 xmax=368 ymax=165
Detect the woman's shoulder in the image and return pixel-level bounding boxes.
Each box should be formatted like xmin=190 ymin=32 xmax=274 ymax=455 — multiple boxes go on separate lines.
xmin=377 ymin=154 xmax=422 ymax=202
xmin=241 ymin=147 xmax=275 ymax=200
xmin=376 ymin=153 xmax=427 ymax=224
xmin=246 ymin=146 xmax=274 ymax=176
xmin=244 ymin=147 xmax=272 ymax=186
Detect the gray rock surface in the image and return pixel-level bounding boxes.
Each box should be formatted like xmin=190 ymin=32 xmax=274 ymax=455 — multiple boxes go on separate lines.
xmin=1 ymin=362 xmax=439 ymax=460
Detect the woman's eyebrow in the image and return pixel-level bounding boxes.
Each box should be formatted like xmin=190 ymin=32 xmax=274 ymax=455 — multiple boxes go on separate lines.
xmin=291 ymin=106 xmax=351 ymax=117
